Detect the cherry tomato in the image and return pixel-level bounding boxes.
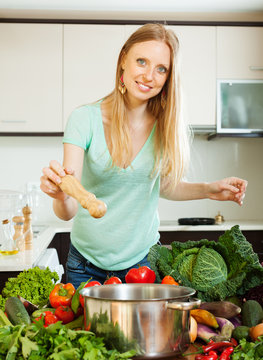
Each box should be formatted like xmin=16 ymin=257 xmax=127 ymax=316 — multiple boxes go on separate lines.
xmin=161 ymin=275 xmax=179 ymax=286
xmin=79 ymin=280 xmax=101 ymax=307
xmin=34 ymin=310 xmax=59 ymax=327
xmin=104 ymin=276 xmax=122 ymax=285
xmin=54 ymin=305 xmax=75 ymax=324
xmin=125 ymin=266 xmax=156 ymax=283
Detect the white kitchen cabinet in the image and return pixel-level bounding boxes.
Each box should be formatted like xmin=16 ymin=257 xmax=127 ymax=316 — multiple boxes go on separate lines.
xmin=0 ymin=23 xmax=63 ymax=133
xmin=63 ymin=25 xmax=125 ymax=128
xmin=171 ymin=26 xmax=216 ymax=127
xmin=217 ymin=27 xmax=263 ymax=79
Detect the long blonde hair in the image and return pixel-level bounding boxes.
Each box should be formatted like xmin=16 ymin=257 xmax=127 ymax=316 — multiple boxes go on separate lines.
xmin=104 ymin=23 xmax=190 ymax=189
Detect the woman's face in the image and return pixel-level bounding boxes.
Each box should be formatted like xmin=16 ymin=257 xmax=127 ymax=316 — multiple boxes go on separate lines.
xmin=121 ymin=40 xmax=171 ymax=106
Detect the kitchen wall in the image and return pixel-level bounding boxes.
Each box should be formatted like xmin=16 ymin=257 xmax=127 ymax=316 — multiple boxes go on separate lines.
xmin=0 ymin=134 xmax=262 ymax=223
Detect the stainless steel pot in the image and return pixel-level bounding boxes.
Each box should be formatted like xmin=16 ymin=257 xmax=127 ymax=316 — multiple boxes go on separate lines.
xmin=80 ymin=284 xmax=201 ymax=359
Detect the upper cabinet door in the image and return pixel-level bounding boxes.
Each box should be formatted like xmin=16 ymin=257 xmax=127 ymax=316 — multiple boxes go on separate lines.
xmin=63 ymin=25 xmax=125 ymax=128
xmin=0 ymin=24 xmax=63 ymax=133
xmin=170 ymin=26 xmax=216 ymax=126
xmin=217 ymin=27 xmax=263 ymax=79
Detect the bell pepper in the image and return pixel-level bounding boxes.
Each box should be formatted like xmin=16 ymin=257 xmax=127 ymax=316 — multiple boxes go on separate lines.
xmin=49 ymin=283 xmax=76 ymax=308
xmin=125 ymin=266 xmax=156 ymax=283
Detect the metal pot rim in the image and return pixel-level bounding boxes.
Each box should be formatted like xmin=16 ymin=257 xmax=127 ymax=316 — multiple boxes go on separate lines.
xmin=80 ymin=283 xmax=196 ymax=302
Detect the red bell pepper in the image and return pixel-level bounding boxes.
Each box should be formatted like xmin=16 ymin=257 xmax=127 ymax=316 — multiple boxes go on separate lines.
xmin=54 ymin=305 xmax=75 ymax=324
xmin=125 ymin=266 xmax=156 ymax=283
xmin=49 ymin=283 xmax=76 ymax=308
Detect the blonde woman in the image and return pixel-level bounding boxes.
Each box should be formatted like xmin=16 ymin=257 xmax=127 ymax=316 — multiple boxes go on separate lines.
xmin=40 ymin=24 xmax=247 ymax=288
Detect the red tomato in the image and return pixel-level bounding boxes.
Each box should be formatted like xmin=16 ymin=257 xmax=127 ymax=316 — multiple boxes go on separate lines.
xmin=104 ymin=276 xmax=122 ymax=285
xmin=125 ymin=266 xmax=156 ymax=283
xmin=161 ymin=275 xmax=179 ymax=286
xmin=34 ymin=311 xmax=59 ymax=327
xmin=54 ymin=305 xmax=75 ymax=324
xmin=79 ymin=280 xmax=101 ymax=307
xmin=44 ymin=311 xmax=59 ymax=327
xmin=75 ymin=305 xmax=84 ymax=318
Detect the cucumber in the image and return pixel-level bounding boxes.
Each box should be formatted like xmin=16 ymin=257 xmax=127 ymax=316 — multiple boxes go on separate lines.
xmin=31 ymin=308 xmax=55 ymax=318
xmin=5 ymin=297 xmax=31 ymax=325
xmin=242 ymin=300 xmax=263 ymax=327
xmin=232 ymin=325 xmax=251 ymax=341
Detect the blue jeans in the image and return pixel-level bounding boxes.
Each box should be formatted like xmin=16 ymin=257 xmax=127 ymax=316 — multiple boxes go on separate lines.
xmin=66 ymin=243 xmax=152 ymax=290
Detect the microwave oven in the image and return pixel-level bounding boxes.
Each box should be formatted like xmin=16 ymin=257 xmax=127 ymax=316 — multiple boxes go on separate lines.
xmin=217 ymin=79 xmax=263 ymax=134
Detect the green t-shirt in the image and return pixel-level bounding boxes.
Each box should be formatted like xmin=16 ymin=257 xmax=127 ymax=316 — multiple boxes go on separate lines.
xmin=63 ymin=102 xmax=160 ymax=270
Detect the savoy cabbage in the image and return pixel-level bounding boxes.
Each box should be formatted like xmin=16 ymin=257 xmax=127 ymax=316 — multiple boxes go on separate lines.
xmin=148 ymin=225 xmax=263 ymax=301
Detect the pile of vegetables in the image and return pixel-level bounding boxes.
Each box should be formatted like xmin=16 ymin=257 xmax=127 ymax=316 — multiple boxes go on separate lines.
xmin=0 ymin=264 xmax=159 ymax=359
xmin=0 ymin=267 xmax=59 ymax=311
xmin=148 ymin=225 xmax=263 ymax=301
xmin=186 ymin=297 xmax=263 ymax=359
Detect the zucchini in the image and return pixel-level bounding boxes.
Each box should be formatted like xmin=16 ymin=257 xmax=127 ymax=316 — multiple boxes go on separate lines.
xmin=242 ymin=300 xmax=263 ymax=327
xmin=31 ymin=308 xmax=56 ymax=318
xmin=5 ymin=297 xmax=31 ymax=325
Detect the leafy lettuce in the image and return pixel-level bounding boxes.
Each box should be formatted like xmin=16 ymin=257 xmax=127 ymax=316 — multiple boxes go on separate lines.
xmin=1 ymin=267 xmax=59 ymax=310
xmin=0 ymin=321 xmax=137 ymax=359
xmin=148 ymin=225 xmax=263 ymax=301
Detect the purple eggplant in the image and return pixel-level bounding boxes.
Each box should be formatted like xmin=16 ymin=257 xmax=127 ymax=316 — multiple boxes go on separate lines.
xmin=229 ymin=316 xmax=242 ymax=328
xmin=197 ymin=323 xmax=218 ymax=342
xmin=200 ymin=301 xmax=241 ymax=319
xmin=215 ymin=317 xmax=235 ymax=339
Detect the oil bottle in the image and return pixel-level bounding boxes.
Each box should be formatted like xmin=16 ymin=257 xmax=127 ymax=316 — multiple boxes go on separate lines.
xmin=0 ymin=219 xmax=19 ymax=255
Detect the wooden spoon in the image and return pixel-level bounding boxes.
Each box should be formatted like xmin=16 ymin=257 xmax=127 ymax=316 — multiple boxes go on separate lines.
xmin=59 ymin=174 xmax=107 ymax=218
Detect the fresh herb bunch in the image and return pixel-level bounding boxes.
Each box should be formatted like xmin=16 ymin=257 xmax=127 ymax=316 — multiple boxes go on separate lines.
xmin=149 ymin=225 xmax=263 ymax=302
xmin=231 ymin=337 xmax=263 ymax=360
xmin=0 ymin=321 xmax=137 ymax=359
xmin=1 ymin=267 xmax=59 ymax=310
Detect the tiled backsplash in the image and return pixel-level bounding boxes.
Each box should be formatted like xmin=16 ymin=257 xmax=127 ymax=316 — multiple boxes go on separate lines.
xmin=0 ymin=135 xmax=263 ymax=223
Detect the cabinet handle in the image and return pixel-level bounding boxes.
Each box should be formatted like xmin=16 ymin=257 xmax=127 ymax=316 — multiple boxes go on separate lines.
xmin=249 ymin=66 xmax=263 ymax=71
xmin=1 ymin=120 xmax=26 ymax=123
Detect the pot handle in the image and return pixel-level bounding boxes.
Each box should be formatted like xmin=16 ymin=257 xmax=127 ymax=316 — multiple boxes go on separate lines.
xmin=167 ymin=298 xmax=201 ymax=311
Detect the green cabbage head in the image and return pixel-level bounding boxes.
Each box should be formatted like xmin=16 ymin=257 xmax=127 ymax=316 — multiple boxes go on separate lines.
xmin=173 ymin=245 xmax=228 ymax=291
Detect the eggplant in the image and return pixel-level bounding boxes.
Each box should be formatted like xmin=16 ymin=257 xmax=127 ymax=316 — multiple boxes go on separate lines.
xmin=215 ymin=316 xmax=235 ymax=339
xmin=229 ymin=316 xmax=242 ymax=328
xmin=200 ymin=301 xmax=241 ymax=319
xmin=197 ymin=323 xmax=218 ymax=342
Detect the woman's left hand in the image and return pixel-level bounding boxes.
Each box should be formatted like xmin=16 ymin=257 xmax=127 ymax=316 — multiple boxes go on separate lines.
xmin=207 ymin=177 xmax=248 ymax=205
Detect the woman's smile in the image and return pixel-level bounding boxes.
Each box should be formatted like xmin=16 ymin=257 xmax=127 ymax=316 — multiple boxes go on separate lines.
xmin=136 ymin=81 xmax=153 ymax=92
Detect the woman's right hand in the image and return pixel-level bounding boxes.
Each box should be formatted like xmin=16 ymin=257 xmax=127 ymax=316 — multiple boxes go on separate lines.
xmin=40 ymin=160 xmax=74 ymax=201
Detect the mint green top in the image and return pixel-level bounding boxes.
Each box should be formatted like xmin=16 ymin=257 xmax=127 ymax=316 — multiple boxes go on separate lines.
xmin=63 ymin=102 xmax=160 ymax=270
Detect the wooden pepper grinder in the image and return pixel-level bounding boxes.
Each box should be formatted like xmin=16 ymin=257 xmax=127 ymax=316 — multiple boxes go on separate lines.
xmin=12 ymin=216 xmax=25 ymax=251
xmin=22 ymin=205 xmax=33 ymax=250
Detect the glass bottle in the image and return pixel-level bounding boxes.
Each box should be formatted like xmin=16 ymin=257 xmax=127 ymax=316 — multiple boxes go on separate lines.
xmin=0 ymin=219 xmax=19 ymax=255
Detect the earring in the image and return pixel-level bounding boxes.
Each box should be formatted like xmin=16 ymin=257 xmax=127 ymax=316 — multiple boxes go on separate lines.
xmin=118 ymin=74 xmax=126 ymax=95
xmin=161 ymin=89 xmax=166 ymax=109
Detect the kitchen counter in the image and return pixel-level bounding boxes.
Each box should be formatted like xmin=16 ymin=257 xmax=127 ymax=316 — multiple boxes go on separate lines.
xmin=0 ymin=220 xmax=262 ymax=272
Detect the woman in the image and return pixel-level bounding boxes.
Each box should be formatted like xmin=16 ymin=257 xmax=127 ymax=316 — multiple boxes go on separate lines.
xmin=40 ymin=24 xmax=247 ymax=289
